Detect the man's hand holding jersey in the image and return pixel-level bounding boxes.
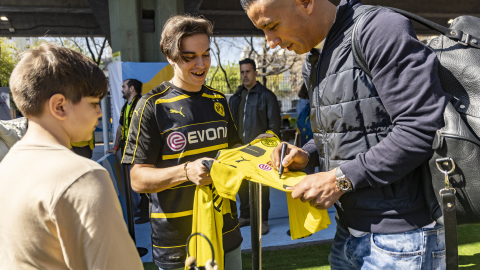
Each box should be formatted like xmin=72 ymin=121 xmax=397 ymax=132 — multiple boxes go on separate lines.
xmin=130 ymin=157 xmax=216 ymax=193
xmin=269 ymin=143 xmax=344 ymax=210
xmin=185 ymin=158 xmax=214 ymax=186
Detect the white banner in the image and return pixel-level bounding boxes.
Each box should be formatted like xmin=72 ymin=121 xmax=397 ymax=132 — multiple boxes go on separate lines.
xmin=108 ymin=62 xmax=123 ymax=142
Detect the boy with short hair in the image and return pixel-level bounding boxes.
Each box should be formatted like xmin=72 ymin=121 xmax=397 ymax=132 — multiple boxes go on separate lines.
xmin=0 ymin=42 xmax=143 ymax=269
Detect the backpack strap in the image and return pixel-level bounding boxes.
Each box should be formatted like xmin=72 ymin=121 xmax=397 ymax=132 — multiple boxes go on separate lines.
xmin=352 ymin=7 xmax=480 ymax=79
xmin=351 ymin=6 xmax=379 ymax=78
xmin=442 ymin=190 xmax=459 ymax=270
xmin=388 ymin=7 xmax=480 ymax=49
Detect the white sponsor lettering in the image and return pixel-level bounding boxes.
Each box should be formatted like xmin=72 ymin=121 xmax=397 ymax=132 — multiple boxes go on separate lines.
xmin=197 ymin=130 xmax=205 ymax=142
xmin=185 ymin=127 xmax=228 ymax=145
xmin=206 ymin=128 xmax=217 ymax=140
xmin=217 ymin=127 xmax=227 ymax=138
xmin=188 ymin=131 xmax=198 ymax=144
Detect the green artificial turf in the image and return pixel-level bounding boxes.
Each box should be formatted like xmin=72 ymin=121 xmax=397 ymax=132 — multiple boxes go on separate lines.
xmin=143 ymin=224 xmax=480 ymax=269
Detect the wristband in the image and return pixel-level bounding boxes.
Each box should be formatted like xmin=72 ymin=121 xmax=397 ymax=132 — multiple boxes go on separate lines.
xmin=113 ymin=146 xmax=119 ymax=151
xmin=184 ymin=161 xmax=191 ymax=181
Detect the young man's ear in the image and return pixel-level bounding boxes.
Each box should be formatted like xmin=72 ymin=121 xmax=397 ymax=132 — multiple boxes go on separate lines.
xmin=48 ymin=94 xmax=68 ymax=120
xmin=297 ymin=0 xmax=314 ymax=15
xmin=167 ymin=57 xmax=176 ymax=69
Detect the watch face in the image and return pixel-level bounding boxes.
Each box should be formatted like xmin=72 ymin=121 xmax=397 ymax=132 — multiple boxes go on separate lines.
xmin=338 ymin=179 xmax=351 ymax=191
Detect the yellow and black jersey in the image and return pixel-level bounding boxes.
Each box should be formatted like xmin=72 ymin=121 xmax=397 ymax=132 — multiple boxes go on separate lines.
xmin=122 ymin=81 xmax=242 ymax=269
xmin=201 ymin=133 xmax=331 ymax=241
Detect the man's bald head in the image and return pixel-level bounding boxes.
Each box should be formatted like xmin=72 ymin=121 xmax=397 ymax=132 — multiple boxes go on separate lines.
xmin=240 ymin=0 xmax=275 ymax=11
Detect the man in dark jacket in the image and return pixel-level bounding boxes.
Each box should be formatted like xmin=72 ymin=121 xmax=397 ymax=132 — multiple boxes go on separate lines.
xmin=105 ymin=78 xmax=148 ymax=224
xmin=229 ymin=58 xmax=281 ymax=235
xmin=243 ymin=0 xmax=446 ymax=269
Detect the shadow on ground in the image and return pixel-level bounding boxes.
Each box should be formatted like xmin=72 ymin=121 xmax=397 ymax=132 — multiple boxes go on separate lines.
xmin=458 ymin=224 xmax=480 ymax=268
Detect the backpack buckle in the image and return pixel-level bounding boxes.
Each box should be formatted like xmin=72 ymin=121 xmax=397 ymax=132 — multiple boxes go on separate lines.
xmin=436 ymin=157 xmax=456 ymax=194
xmin=458 ymin=33 xmax=471 ymax=46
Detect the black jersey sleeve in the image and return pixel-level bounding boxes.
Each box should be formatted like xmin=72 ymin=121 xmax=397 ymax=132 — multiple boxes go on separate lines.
xmin=121 ymin=97 xmax=163 ymax=165
xmin=226 ymin=103 xmax=242 ymax=147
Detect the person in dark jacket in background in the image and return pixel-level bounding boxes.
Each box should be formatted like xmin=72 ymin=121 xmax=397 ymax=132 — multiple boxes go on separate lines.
xmin=243 ymin=0 xmax=446 ymax=269
xmin=105 ymin=78 xmax=148 ymax=224
xmin=229 ymin=57 xmax=281 ymax=235
xmin=296 ymin=84 xmax=309 ymax=116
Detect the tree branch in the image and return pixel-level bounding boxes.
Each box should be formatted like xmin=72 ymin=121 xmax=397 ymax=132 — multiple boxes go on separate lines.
xmin=208 ymin=65 xmax=219 ymax=86
xmin=96 ymin=39 xmax=107 ymax=65
xmin=85 ymin=37 xmax=97 ymax=64
xmin=213 ymin=37 xmax=232 ymax=93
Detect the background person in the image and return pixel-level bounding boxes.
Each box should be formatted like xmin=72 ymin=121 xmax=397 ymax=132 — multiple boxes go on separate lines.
xmin=243 ymin=0 xmax=447 ymax=269
xmin=0 ymin=117 xmax=27 ymax=162
xmin=106 ymin=78 xmax=149 ymax=224
xmin=228 ymin=57 xmax=281 ymax=235
xmin=106 ymin=78 xmax=143 ymax=156
xmin=0 ymin=42 xmax=142 ymax=269
xmin=122 ymin=15 xmax=243 ymax=270
xmin=70 ymin=132 xmax=95 ymax=158
xmin=295 ymin=83 xmax=312 ymax=148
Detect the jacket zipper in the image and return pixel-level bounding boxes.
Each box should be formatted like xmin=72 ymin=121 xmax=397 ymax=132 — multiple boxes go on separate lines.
xmin=242 ymin=91 xmax=250 ymax=142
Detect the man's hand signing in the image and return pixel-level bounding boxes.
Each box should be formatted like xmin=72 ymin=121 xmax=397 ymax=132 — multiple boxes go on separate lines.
xmin=288 ymin=168 xmax=344 ymax=209
xmin=269 ymin=142 xmax=309 ymax=173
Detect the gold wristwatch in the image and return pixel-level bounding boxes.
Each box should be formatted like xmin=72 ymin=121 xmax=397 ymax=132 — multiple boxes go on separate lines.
xmin=335 ymin=167 xmax=353 ymax=193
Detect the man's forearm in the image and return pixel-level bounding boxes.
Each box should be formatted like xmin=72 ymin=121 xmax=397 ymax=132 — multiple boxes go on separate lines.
xmin=113 ymin=125 xmax=122 ymax=147
xmin=130 ymin=164 xmax=187 ymax=193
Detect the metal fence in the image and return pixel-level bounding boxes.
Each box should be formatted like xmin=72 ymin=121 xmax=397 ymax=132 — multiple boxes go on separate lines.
xmin=206 ymin=74 xmax=303 ymax=113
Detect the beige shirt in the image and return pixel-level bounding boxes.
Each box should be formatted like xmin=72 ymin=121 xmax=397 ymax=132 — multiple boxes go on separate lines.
xmin=0 ymin=141 xmax=143 ymax=270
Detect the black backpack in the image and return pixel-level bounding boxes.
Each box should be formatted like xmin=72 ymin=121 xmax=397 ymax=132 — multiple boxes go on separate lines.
xmin=352 ymin=7 xmax=480 ymax=270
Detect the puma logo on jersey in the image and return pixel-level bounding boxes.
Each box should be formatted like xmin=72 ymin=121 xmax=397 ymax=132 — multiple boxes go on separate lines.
xmin=133 ymin=109 xmax=140 ymax=117
xmin=170 ymin=107 xmax=185 ymax=117
xmin=235 ymin=156 xmax=250 ymax=163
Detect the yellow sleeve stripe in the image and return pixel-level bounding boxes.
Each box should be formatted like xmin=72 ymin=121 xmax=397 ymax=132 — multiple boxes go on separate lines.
xmin=222 ymin=223 xmax=239 ymax=235
xmin=151 ymin=210 xmax=193 ymax=219
xmin=168 ymin=184 xmax=196 ymax=189
xmin=226 ymin=104 xmax=237 ymax=130
xmin=160 ymin=120 xmax=228 ymax=135
xmin=202 ymin=93 xmax=224 ymax=99
xmin=204 ymin=85 xmax=226 ymax=98
xmin=162 ymin=143 xmax=228 ymax=160
xmin=123 ymin=86 xmax=170 ymax=164
xmin=153 ymin=244 xmax=186 ymax=249
xmin=155 ymin=94 xmax=189 ymax=104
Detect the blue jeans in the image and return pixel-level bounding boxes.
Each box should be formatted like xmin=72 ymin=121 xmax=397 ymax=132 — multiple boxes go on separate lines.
xmin=158 ymin=245 xmax=242 ymax=270
xmin=329 ymin=217 xmax=445 ymax=270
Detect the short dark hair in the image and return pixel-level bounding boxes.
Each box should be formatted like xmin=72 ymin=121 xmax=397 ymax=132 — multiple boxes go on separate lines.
xmin=240 ymin=0 xmax=260 ymax=11
xmin=239 ymin=58 xmax=257 ymax=71
xmin=9 ymin=42 xmax=107 ymax=117
xmin=298 ymin=83 xmax=309 ymax=99
xmin=160 ymin=14 xmax=214 ymax=63
xmin=125 ymin=79 xmax=142 ymax=95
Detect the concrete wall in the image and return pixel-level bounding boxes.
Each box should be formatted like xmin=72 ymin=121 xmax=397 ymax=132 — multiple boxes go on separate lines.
xmin=108 ymin=0 xmax=184 ymax=62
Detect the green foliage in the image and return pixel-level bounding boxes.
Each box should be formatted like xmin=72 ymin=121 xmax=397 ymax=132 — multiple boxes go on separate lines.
xmin=0 ymin=38 xmax=18 ymax=87
xmin=206 ymin=62 xmax=241 ymax=94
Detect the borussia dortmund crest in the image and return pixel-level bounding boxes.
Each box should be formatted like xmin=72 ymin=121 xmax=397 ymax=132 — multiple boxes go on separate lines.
xmin=261 ymin=138 xmax=278 ymax=147
xmin=214 ymin=102 xmax=225 ymax=117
